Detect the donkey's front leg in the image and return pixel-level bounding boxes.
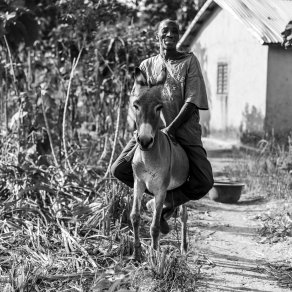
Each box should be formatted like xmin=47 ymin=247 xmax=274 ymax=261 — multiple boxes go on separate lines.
xmin=130 ymin=179 xmax=145 ymax=261
xmin=151 ymin=189 xmax=167 ymax=250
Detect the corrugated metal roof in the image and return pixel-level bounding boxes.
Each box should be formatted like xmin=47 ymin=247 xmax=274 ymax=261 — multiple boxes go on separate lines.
xmin=178 ymin=0 xmax=292 ymax=50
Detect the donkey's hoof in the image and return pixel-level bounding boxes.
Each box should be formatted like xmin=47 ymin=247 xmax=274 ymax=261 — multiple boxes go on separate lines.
xmin=160 ymin=218 xmax=171 ymax=234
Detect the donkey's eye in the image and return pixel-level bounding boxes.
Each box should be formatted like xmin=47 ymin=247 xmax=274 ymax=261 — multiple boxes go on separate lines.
xmin=133 ymin=104 xmax=139 ymax=111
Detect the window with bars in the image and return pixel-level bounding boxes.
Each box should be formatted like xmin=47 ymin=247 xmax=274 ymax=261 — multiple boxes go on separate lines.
xmin=217 ymin=63 xmax=228 ymax=94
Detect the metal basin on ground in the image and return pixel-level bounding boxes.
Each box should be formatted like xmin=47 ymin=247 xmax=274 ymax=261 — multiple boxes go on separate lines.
xmin=209 ymin=181 xmax=245 ymax=204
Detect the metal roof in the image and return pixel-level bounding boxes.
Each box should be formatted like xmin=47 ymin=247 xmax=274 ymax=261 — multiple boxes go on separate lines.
xmin=178 ymin=0 xmax=292 ymax=50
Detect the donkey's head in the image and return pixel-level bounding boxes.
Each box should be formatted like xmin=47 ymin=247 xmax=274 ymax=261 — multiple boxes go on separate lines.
xmin=132 ymin=67 xmax=166 ymax=151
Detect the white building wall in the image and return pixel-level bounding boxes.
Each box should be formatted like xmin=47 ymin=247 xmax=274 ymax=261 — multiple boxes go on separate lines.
xmin=189 ymin=7 xmax=268 ymax=134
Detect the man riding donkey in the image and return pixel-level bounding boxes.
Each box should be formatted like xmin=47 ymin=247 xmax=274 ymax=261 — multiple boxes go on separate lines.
xmin=111 ymin=19 xmax=214 ymax=235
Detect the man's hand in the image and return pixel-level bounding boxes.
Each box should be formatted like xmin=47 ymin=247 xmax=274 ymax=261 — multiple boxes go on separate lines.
xmin=162 ymin=126 xmax=177 ymax=144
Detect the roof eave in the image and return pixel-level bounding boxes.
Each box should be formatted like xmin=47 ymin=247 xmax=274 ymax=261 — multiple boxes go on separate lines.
xmin=178 ymin=0 xmax=289 ymax=50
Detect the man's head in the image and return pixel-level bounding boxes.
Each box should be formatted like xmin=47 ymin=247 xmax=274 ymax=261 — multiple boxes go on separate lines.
xmin=157 ymin=19 xmax=180 ymax=51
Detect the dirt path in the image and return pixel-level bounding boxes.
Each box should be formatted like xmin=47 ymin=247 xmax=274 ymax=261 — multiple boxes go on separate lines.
xmin=183 ymin=157 xmax=292 ymax=292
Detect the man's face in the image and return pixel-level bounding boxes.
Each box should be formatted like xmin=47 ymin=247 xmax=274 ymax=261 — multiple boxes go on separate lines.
xmin=157 ymin=21 xmax=179 ymax=50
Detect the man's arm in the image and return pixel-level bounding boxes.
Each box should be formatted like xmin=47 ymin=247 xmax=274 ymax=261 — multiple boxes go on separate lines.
xmin=164 ymin=102 xmax=196 ymax=139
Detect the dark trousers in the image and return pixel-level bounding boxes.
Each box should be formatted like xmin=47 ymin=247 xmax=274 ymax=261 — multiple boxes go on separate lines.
xmin=111 ymin=135 xmax=214 ymax=201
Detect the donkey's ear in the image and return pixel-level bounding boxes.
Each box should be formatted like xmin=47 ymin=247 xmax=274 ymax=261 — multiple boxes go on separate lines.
xmin=134 ymin=67 xmax=148 ymax=86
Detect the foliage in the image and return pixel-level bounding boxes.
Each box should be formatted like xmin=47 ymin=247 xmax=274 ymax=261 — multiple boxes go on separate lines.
xmin=138 ymin=0 xmax=205 ymax=32
xmin=0 ymin=0 xmax=39 ymax=49
xmin=282 ymin=20 xmax=292 ymax=49
xmin=0 ymin=0 xmax=159 ymax=163
xmin=257 ymin=206 xmax=292 ymax=244
xmin=242 ymin=104 xmax=264 ymax=133
xmin=240 ymin=131 xmax=264 ymax=147
xmin=239 ymin=104 xmax=265 ymax=146
xmin=138 ymin=0 xmax=180 ymax=26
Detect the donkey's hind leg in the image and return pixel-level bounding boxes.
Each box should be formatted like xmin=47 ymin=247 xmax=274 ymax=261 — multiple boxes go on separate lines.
xmin=179 ymin=204 xmax=188 ymax=254
xmin=131 ymin=179 xmax=145 ymax=261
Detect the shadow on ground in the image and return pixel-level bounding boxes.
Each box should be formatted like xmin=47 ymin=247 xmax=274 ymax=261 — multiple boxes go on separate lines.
xmin=196 ymin=249 xmax=277 ymax=292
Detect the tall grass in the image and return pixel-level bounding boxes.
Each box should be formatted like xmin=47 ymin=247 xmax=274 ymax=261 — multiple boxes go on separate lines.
xmin=0 ymin=148 xmax=136 ymax=290
xmin=223 ymin=140 xmax=291 ymax=200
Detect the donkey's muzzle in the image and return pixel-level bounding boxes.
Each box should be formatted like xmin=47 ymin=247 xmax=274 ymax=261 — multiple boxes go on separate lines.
xmin=137 ymin=135 xmax=154 ymax=150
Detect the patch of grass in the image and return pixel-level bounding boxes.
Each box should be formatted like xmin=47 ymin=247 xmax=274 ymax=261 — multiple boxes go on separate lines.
xmin=132 ymin=246 xmax=200 ymax=292
xmin=256 ymin=205 xmax=292 ymax=244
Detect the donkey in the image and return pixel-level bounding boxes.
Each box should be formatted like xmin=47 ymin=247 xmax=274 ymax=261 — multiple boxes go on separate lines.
xmin=130 ymin=67 xmax=189 ymax=261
